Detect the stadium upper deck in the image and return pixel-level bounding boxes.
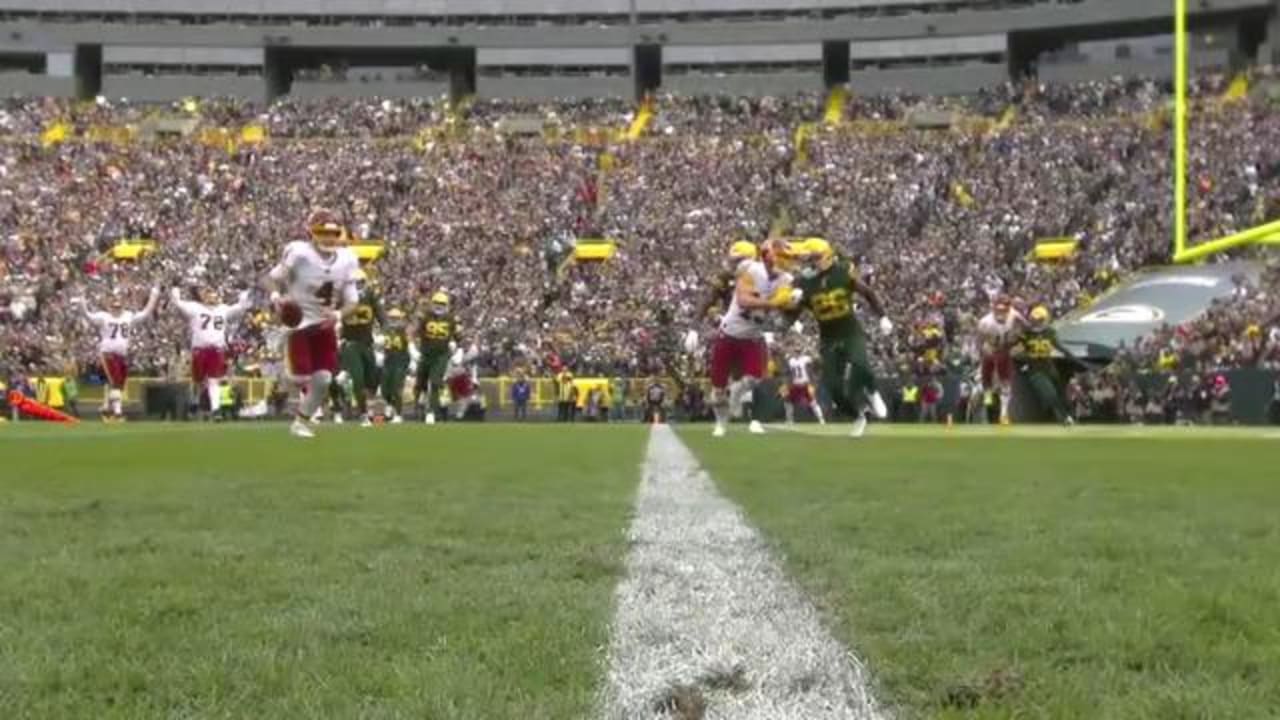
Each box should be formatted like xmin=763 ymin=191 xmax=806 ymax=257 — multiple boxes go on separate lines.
xmin=0 ymin=0 xmax=1274 ymax=100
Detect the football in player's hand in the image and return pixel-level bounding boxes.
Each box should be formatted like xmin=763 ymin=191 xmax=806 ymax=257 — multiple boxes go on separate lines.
xmin=278 ymin=300 xmax=303 ymax=328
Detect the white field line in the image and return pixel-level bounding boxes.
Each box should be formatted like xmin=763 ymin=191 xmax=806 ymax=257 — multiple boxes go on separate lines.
xmin=768 ymin=423 xmax=1280 ymax=441
xmin=599 ymin=424 xmax=884 ymax=720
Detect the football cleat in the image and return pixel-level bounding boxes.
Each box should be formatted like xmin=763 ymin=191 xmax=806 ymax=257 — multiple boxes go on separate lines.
xmin=850 ymin=415 xmax=868 ymax=438
xmin=869 ymin=391 xmax=888 ymax=420
xmin=425 ymin=412 xmax=436 ymax=425
xmin=391 ymin=414 xmax=403 ymax=425
xmin=360 ymin=415 xmax=373 ymax=428
xmin=290 ymin=418 xmax=315 ymax=439
xmin=712 ymin=424 xmax=727 ymax=438
xmin=748 ymin=420 xmax=765 ymax=435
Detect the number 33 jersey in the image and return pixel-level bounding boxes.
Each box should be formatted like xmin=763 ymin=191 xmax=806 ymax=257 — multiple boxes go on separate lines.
xmin=269 ymin=241 xmax=360 ymax=329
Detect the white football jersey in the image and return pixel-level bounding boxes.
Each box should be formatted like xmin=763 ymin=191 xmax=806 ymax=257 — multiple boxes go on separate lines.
xmin=788 ymin=355 xmax=813 ymax=385
xmin=269 ymin=241 xmax=359 ymax=328
xmin=978 ymin=310 xmax=1024 ymax=353
xmin=171 ymin=289 xmax=253 ymax=349
xmin=720 ymin=260 xmax=792 ymax=340
xmin=88 ymin=312 xmax=141 ymax=356
xmin=86 ymin=292 xmax=159 ymax=355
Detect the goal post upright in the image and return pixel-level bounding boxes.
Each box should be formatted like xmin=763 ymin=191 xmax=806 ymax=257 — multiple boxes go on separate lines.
xmin=1174 ymin=0 xmax=1188 ymax=261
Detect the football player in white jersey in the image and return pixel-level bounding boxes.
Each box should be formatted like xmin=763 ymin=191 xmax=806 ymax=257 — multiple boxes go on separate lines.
xmin=708 ymin=237 xmax=801 ymax=437
xmin=976 ymin=295 xmax=1026 ymax=425
xmin=443 ymin=343 xmax=481 ymax=421
xmin=170 ymin=286 xmax=254 ymax=419
xmin=74 ymin=287 xmax=161 ymax=422
xmin=784 ymin=349 xmax=826 ymax=426
xmin=266 ymin=208 xmax=361 ymax=438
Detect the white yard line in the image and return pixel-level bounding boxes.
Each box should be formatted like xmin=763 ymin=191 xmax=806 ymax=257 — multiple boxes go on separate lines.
xmin=599 ymin=424 xmax=884 ymax=720
xmin=768 ymin=423 xmax=1280 ymax=441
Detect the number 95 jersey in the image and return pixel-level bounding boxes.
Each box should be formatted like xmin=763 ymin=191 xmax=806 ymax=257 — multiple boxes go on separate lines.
xmin=269 ymin=241 xmax=359 ymax=329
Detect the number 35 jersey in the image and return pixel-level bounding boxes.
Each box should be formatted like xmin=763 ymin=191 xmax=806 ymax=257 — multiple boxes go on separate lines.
xmin=793 ymin=258 xmax=863 ymax=341
xmin=269 ymin=241 xmax=359 ymax=329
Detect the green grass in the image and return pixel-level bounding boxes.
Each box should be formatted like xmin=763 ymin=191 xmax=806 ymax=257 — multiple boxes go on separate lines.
xmin=682 ymin=425 xmax=1280 ymax=720
xmin=0 ymin=423 xmax=645 ymax=720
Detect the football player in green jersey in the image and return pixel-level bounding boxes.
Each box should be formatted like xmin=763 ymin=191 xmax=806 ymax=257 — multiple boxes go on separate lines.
xmin=787 ymin=238 xmax=895 ymax=437
xmin=380 ymin=308 xmax=412 ymax=424
xmin=415 ymin=291 xmax=461 ymax=424
xmin=1015 ymin=305 xmax=1076 ymax=425
xmin=338 ymin=269 xmax=385 ymax=426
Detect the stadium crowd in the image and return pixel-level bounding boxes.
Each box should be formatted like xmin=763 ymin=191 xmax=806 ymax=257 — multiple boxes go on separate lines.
xmin=1 ymin=74 xmax=1278 ymax=409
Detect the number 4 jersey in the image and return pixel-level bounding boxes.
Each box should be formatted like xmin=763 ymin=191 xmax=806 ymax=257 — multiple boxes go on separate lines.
xmin=170 ymin=289 xmax=253 ymax=350
xmin=269 ymin=241 xmax=360 ymax=329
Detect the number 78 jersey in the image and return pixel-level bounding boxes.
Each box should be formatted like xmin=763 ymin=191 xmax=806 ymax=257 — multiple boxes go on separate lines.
xmin=269 ymin=241 xmax=359 ymax=329
xmin=171 ymin=290 xmax=252 ymax=350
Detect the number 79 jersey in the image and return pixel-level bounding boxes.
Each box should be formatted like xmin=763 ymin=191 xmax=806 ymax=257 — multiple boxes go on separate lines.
xmin=269 ymin=241 xmax=359 ymax=329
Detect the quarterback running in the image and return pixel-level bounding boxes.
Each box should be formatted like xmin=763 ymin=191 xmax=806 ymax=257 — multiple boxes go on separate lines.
xmin=266 ymin=208 xmax=361 ymax=438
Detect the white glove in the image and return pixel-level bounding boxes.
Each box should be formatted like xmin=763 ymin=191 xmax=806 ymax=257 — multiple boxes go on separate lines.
xmin=878 ymin=316 xmax=894 ymax=335
xmin=789 ymin=288 xmax=805 ymax=308
xmin=790 ymin=321 xmax=804 ymax=335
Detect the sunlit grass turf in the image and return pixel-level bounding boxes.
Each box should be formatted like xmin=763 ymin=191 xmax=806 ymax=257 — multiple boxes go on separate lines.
xmin=682 ymin=424 xmax=1280 ymax=720
xmin=0 ymin=423 xmax=645 ymax=720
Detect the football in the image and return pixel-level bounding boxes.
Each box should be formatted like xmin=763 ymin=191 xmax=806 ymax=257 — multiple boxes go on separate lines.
xmin=278 ymin=300 xmax=303 ymax=328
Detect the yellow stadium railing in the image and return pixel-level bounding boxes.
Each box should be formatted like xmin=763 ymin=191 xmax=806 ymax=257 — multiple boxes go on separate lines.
xmin=75 ymin=376 xmax=688 ymax=412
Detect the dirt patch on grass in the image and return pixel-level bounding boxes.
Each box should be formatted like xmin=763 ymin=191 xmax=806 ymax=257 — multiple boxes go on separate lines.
xmin=941 ymin=668 xmax=1025 ymax=710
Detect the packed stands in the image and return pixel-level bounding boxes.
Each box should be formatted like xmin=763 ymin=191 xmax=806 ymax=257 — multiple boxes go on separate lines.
xmin=0 ymin=73 xmax=1278 ymax=394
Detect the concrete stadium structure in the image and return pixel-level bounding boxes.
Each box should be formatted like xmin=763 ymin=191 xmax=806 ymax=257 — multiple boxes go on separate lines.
xmin=0 ymin=0 xmax=1275 ymax=101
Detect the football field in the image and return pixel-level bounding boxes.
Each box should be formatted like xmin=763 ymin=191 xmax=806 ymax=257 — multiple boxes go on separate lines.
xmin=1 ymin=421 xmax=1278 ymax=719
